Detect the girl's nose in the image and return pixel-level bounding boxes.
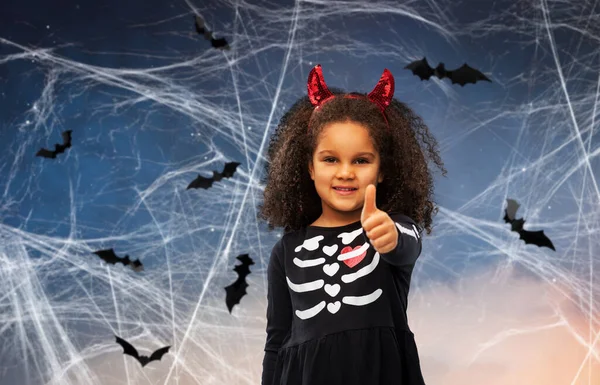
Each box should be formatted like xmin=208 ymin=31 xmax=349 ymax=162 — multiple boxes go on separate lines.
xmin=336 ymin=165 xmax=356 ymax=178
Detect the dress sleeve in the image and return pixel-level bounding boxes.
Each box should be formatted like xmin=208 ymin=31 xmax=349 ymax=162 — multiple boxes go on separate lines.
xmin=378 ymin=213 xmax=423 ymax=266
xmin=261 ymin=239 xmax=292 ymax=385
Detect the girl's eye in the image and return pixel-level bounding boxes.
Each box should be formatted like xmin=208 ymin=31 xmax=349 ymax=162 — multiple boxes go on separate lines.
xmin=324 ymin=158 xmax=368 ymax=164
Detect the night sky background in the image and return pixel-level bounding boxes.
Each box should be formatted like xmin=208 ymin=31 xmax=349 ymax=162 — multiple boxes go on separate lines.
xmin=1 ymin=0 xmax=599 ymax=384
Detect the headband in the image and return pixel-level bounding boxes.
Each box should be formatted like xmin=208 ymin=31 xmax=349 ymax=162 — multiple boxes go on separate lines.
xmin=306 ymin=64 xmax=395 ymax=132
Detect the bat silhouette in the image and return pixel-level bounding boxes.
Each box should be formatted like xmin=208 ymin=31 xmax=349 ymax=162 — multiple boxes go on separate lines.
xmin=36 ymin=130 xmax=72 ymax=159
xmin=405 ymin=57 xmax=491 ymax=86
xmin=224 ymin=254 xmax=254 ymax=313
xmin=115 ymin=335 xmax=170 ymax=367
xmin=194 ymin=15 xmax=230 ymax=50
xmin=503 ymin=198 xmax=555 ymax=251
xmin=186 ymin=161 xmax=241 ymax=190
xmin=92 ymin=248 xmax=144 ymax=272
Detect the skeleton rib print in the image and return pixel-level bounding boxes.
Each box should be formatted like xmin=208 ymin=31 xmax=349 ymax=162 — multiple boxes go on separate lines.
xmin=287 ymin=221 xmax=420 ymax=320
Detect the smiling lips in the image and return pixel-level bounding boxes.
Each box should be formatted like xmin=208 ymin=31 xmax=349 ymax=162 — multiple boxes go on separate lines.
xmin=333 ymin=187 xmax=357 ymax=196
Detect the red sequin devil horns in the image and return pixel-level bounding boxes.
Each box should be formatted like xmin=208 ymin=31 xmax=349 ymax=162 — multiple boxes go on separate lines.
xmin=306 ymin=64 xmax=395 ymax=131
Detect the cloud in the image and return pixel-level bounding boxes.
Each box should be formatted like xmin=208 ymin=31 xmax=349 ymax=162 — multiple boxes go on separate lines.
xmin=412 ymin=268 xmax=600 ymax=385
xmin=46 ymin=268 xmax=598 ymax=385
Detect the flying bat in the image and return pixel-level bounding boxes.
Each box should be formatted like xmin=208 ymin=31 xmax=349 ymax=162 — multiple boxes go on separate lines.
xmin=92 ymin=248 xmax=144 ymax=272
xmin=115 ymin=335 xmax=170 ymax=367
xmin=224 ymin=254 xmax=254 ymax=313
xmin=36 ymin=130 xmax=72 ymax=159
xmin=186 ymin=161 xmax=241 ymax=190
xmin=503 ymin=198 xmax=555 ymax=251
xmin=194 ymin=15 xmax=230 ymax=50
xmin=404 ymin=57 xmax=491 ymax=86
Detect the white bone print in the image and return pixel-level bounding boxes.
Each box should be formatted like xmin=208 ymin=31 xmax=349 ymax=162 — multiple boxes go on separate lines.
xmin=342 ymin=289 xmax=382 ymax=305
xmin=322 ymin=244 xmax=338 ymax=256
xmin=337 ymin=228 xmax=363 ymax=245
xmin=294 ymin=235 xmax=325 ymax=252
xmin=293 ymin=257 xmax=325 ymax=268
xmin=327 ymin=301 xmax=341 ymax=314
xmin=324 ymin=284 xmax=340 ymax=297
xmin=322 ymin=263 xmax=339 ymax=276
xmin=286 ymin=277 xmax=324 ymax=292
xmin=341 ymin=252 xmax=380 ymax=283
xmin=412 ymin=224 xmax=421 ymax=239
xmin=287 ymin=221 xmax=405 ymax=320
xmin=287 ymin=252 xmax=382 ymax=319
xmin=296 ymin=301 xmax=326 ymax=320
xmin=396 ymin=223 xmax=418 ymax=241
xmin=337 ymin=243 xmax=369 ymax=261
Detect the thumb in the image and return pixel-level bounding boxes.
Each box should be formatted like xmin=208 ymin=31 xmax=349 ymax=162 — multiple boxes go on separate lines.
xmin=361 ymin=184 xmax=377 ymax=222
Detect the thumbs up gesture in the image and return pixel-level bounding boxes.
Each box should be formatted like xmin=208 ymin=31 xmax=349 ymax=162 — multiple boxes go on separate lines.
xmin=361 ymin=184 xmax=398 ymax=254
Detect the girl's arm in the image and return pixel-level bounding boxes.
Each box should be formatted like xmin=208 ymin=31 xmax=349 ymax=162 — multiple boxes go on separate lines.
xmin=379 ymin=213 xmax=423 ymax=266
xmin=262 ymin=239 xmax=292 ymax=385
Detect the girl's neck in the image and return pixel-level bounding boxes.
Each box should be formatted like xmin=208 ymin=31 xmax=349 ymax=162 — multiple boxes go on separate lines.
xmin=310 ymin=216 xmax=361 ymax=228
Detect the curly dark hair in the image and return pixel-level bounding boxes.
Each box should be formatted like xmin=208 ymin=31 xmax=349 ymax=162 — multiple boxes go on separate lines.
xmin=257 ymin=87 xmax=447 ymax=235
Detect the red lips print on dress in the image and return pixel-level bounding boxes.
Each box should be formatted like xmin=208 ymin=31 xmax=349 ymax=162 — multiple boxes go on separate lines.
xmin=340 ymin=245 xmax=366 ymax=268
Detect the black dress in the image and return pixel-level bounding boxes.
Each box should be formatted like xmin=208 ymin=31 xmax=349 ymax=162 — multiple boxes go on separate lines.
xmin=262 ymin=213 xmax=427 ymax=385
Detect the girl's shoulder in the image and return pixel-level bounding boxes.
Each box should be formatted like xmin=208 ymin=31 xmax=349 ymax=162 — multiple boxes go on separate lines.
xmin=388 ymin=212 xmax=423 ymax=233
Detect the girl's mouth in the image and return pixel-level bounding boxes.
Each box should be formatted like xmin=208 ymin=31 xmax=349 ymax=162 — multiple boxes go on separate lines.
xmin=333 ymin=187 xmax=357 ymax=195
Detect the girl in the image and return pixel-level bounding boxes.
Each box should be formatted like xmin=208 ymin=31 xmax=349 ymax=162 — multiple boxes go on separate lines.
xmin=258 ymin=64 xmax=446 ymax=385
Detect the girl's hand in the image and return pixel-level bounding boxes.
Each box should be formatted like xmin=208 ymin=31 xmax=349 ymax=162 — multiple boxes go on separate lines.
xmin=360 ymin=184 xmax=398 ymax=254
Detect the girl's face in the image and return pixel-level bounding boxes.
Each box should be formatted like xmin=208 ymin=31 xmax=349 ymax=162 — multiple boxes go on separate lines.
xmin=308 ymin=120 xmax=384 ymax=226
